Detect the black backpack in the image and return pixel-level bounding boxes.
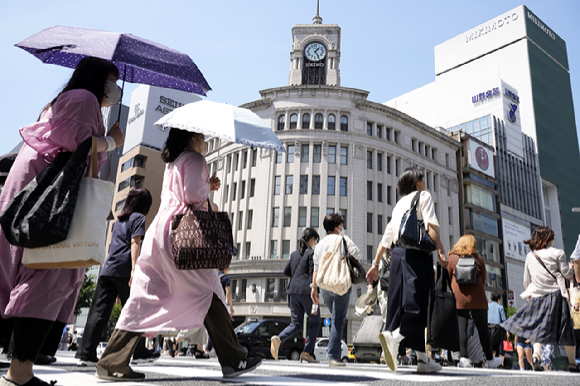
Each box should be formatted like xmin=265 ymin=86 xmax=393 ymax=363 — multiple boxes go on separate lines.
xmin=455 ymin=257 xmax=477 ymax=284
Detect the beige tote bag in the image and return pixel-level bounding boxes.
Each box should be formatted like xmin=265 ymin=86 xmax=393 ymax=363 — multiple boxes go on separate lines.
xmin=316 ymin=237 xmax=352 ymax=296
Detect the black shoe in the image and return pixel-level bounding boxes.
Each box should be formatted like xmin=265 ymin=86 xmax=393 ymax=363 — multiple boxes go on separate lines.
xmin=34 ymin=355 xmax=57 ymax=365
xmin=132 ymin=352 xmax=160 ymax=365
xmin=1 ymin=376 xmax=57 ymax=385
xmin=222 ymin=356 xmax=262 ymax=378
xmin=194 ymin=351 xmax=210 ymax=359
xmin=95 ymin=364 xmax=145 ymax=382
xmin=532 ymin=357 xmax=543 ymax=372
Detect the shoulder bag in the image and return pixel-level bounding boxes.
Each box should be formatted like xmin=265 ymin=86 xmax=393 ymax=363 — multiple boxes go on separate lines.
xmin=171 ymin=199 xmax=234 ymax=270
xmin=398 ymin=191 xmax=436 ymax=253
xmin=455 ymin=256 xmax=478 ymax=284
xmin=532 ymin=251 xmax=568 ymax=299
xmin=317 ymin=237 xmax=351 ymax=296
xmin=344 ymin=237 xmax=366 ymax=285
xmin=427 ymin=269 xmax=460 ymax=351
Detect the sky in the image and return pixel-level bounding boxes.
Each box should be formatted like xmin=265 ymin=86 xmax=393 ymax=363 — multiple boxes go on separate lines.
xmin=0 ymin=0 xmax=579 ymax=156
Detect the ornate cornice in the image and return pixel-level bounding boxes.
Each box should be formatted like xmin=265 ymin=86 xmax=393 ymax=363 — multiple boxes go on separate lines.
xmin=239 ymin=98 xmax=272 ymax=111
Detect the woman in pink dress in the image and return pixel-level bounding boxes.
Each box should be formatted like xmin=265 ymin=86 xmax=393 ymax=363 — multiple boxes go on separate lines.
xmin=0 ymin=57 xmax=124 ymax=386
xmin=96 ymin=128 xmax=261 ymax=381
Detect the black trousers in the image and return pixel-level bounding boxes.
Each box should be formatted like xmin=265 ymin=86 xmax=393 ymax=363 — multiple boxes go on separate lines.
xmin=488 ymin=324 xmax=506 ymax=355
xmin=7 ymin=317 xmax=65 ymax=362
xmin=76 ymin=276 xmax=149 ymax=361
xmin=457 ymin=309 xmax=493 ymax=360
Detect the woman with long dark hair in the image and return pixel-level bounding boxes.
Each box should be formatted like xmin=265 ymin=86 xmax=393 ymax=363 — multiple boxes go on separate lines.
xmin=0 ymin=57 xmax=124 ymax=386
xmin=96 ymin=128 xmax=261 ymax=381
xmin=75 ymin=188 xmax=153 ymax=366
xmin=366 ymin=167 xmax=447 ymax=374
xmin=271 ymin=228 xmax=320 ymax=363
xmin=501 ymin=226 xmax=578 ymax=372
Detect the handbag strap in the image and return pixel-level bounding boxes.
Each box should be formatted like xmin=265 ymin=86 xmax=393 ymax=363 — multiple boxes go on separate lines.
xmin=532 ymin=251 xmax=558 ymax=281
xmin=84 ymin=137 xmax=98 ymax=178
xmin=410 ymin=191 xmax=421 ymax=210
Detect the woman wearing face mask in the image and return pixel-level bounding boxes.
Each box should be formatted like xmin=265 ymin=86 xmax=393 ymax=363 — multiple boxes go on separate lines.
xmin=96 ymin=128 xmax=262 ymax=381
xmin=271 ymin=228 xmax=321 ymax=363
xmin=0 ymin=57 xmax=124 ymax=386
xmin=311 ymin=213 xmax=361 ymax=367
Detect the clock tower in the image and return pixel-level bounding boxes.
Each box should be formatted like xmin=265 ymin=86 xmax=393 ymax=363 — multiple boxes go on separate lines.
xmin=288 ymin=6 xmax=341 ymax=86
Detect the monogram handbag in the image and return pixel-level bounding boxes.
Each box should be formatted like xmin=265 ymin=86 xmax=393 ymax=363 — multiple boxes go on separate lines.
xmin=398 ymin=191 xmax=436 ymax=253
xmin=344 ymin=237 xmax=367 ymax=285
xmin=171 ymin=199 xmax=234 ymax=270
xmin=317 ymin=237 xmax=351 ymax=296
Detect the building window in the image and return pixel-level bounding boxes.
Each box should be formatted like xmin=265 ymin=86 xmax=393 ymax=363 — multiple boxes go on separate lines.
xmin=224 ymin=185 xmax=229 ymax=202
xmin=312 ymin=175 xmax=320 ymax=195
xmin=290 ymin=113 xmax=298 ymax=129
xmin=340 ymin=115 xmax=348 ymax=131
xmin=117 ymin=175 xmax=144 ymax=192
xmin=275 ymin=150 xmax=283 ymax=164
xmin=115 ymin=199 xmax=126 ymax=212
xmin=431 ymin=148 xmax=437 ymax=161
xmin=250 ymin=179 xmax=255 ymax=197
xmin=313 ymin=144 xmax=321 ymax=163
xmin=234 ymin=154 xmax=239 ymax=171
xmin=328 ymin=114 xmax=336 ymax=130
xmin=301 ymin=144 xmax=309 ymax=163
xmin=277 ymin=115 xmax=285 ymax=130
xmin=238 ymin=211 xmax=243 ymax=231
xmin=339 ymin=209 xmax=347 ymax=229
xmin=285 ymin=175 xmax=293 ymax=194
xmin=282 ymin=240 xmax=291 ymax=259
xmin=340 ymin=146 xmax=348 ymax=165
xmin=274 ymin=176 xmax=281 ymax=195
xmin=448 ymin=207 xmax=452 ymax=225
xmin=315 ymin=113 xmax=323 ymax=129
xmin=367 ymin=122 xmax=373 ymax=136
xmin=387 ymin=155 xmax=391 ymax=174
xmin=328 ymin=145 xmax=336 ymax=164
xmin=395 ymin=158 xmax=400 ymax=176
xmin=231 ymin=213 xmax=235 ymax=226
xmin=241 ymin=180 xmax=246 ymax=199
xmin=270 ymin=240 xmax=278 ymax=259
xmin=232 ymin=182 xmax=237 ymax=201
xmin=367 ymin=246 xmax=373 ymax=264
xmin=367 ymin=213 xmax=373 ymax=233
xmin=252 ymin=149 xmax=257 ymax=167
xmin=378 ymin=214 xmax=383 ymax=234
xmin=300 ymin=175 xmax=308 ymax=194
xmin=299 ymin=207 xmax=307 ymax=227
xmin=340 ymin=177 xmax=347 ymax=196
xmin=387 ymin=186 xmax=392 ymax=205
xmin=386 ymin=127 xmax=392 ymax=141
xmin=376 ymin=124 xmax=382 ymax=138
xmin=121 ymin=155 xmax=146 ymax=172
xmin=311 ymin=207 xmax=319 ymax=227
xmin=328 ymin=176 xmax=335 ymax=196
xmin=447 ymin=179 xmax=451 ymax=197
xmin=446 ymin=153 xmax=450 ymax=167
xmin=245 ymin=242 xmax=251 ymax=260
xmin=302 ymin=113 xmax=310 ymax=129
xmin=412 ymin=138 xmax=417 ymax=152
xmin=287 ymin=145 xmax=295 ymax=163
xmin=272 ymin=207 xmax=279 ymax=227
xmin=367 ymin=181 xmax=373 ymax=200
xmin=327 ymin=208 xmax=334 ymax=216
xmin=243 ymin=151 xmax=248 ymax=169
xmin=284 ymin=207 xmax=292 ymax=227
xmin=426 ymin=172 xmax=431 ymax=190
xmin=247 ymin=210 xmax=253 ymax=230
xmin=433 ymin=174 xmax=438 ymax=192
xmin=367 ymin=151 xmax=372 ymax=169
xmin=377 ymin=153 xmax=383 ymax=172
xmin=378 ymin=183 xmax=383 ymax=202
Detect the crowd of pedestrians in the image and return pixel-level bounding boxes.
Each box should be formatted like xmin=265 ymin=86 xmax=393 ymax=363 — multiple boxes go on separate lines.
xmin=0 ymin=56 xmax=578 ymax=386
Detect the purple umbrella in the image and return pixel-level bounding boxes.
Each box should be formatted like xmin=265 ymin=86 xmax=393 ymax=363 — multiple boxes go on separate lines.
xmin=16 ymin=25 xmax=211 ymax=96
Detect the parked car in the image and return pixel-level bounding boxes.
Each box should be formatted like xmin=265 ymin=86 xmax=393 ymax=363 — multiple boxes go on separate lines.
xmin=96 ymin=342 xmax=107 ymax=357
xmin=234 ymin=319 xmax=304 ymax=360
xmin=313 ymin=338 xmax=349 ymax=363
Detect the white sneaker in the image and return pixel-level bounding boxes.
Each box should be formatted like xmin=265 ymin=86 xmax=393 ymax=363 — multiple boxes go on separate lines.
xmin=457 ymin=357 xmax=472 ymax=368
xmin=484 ymin=357 xmax=503 ymax=369
xmin=417 ymin=358 xmax=442 ymax=374
xmin=378 ymin=332 xmax=398 ymax=372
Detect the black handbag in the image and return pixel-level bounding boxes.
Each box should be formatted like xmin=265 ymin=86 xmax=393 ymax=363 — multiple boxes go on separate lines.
xmin=344 ymin=237 xmax=366 ymax=284
xmin=427 ymin=269 xmax=460 ymax=351
xmin=0 ymin=137 xmax=92 ymax=248
xmin=455 ymin=256 xmax=478 ymax=284
xmin=398 ymin=191 xmax=437 ymax=253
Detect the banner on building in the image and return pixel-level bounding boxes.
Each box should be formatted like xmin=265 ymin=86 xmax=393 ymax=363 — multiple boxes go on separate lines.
xmin=467 ymin=139 xmax=495 ymax=178
xmin=502 ymin=218 xmax=531 ymax=262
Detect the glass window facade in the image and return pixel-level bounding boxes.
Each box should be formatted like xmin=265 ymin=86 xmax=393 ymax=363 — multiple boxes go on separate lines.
xmin=466 ymin=184 xmax=496 ymax=212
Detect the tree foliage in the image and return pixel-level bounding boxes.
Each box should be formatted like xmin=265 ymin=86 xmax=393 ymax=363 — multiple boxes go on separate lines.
xmin=74 ymin=268 xmax=97 ymax=316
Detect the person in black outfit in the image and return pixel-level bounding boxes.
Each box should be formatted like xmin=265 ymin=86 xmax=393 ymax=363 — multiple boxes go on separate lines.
xmin=75 ymin=188 xmax=156 ymax=366
xmin=270 ymin=228 xmax=321 ymax=363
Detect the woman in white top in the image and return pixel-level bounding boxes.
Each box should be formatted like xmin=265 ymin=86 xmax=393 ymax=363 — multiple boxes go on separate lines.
xmin=311 ymin=213 xmax=361 ymax=367
xmin=500 ymin=226 xmax=578 ymax=372
xmin=366 ymin=167 xmax=447 ymax=374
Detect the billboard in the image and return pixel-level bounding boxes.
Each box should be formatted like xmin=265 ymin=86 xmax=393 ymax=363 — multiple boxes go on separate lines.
xmin=502 ymin=218 xmax=531 ymax=262
xmin=467 ymin=139 xmax=495 ymax=178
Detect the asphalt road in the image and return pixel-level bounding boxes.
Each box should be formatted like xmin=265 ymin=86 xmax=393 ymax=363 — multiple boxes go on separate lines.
xmin=3 ymin=351 xmax=579 ymax=386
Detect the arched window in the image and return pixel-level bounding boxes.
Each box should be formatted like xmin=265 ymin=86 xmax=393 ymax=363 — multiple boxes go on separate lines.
xmin=315 ymin=113 xmax=323 ymax=129
xmin=302 ymin=113 xmax=310 ymax=129
xmin=340 ymin=115 xmax=348 ymax=132
xmin=290 ymin=114 xmax=298 ymax=129
xmin=328 ymin=114 xmax=336 ymax=130
xmin=277 ymin=115 xmax=285 ymax=131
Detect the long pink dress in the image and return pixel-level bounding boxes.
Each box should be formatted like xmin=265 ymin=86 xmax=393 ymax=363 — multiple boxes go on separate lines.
xmin=116 ymin=149 xmax=227 ymax=332
xmin=0 ymin=89 xmax=107 ymax=323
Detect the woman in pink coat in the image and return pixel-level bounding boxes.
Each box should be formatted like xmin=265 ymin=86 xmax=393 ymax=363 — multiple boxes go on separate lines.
xmin=0 ymin=57 xmax=124 ymax=386
xmin=96 ymin=128 xmax=261 ymax=381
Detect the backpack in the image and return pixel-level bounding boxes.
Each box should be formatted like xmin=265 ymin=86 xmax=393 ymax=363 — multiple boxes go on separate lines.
xmin=455 ymin=257 xmax=477 ymax=284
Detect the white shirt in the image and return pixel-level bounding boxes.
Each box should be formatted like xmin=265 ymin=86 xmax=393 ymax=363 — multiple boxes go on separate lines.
xmin=520 ymin=247 xmax=573 ymax=299
xmin=313 ymin=234 xmax=361 ymax=271
xmin=570 ymin=234 xmax=580 ymax=260
xmin=380 ymin=190 xmax=439 ymax=248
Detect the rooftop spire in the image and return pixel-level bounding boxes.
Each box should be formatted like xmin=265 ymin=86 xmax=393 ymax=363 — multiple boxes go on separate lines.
xmin=313 ymin=0 xmax=322 ymax=24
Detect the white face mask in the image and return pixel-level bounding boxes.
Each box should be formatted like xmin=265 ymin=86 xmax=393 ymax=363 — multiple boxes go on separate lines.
xmin=338 ymin=227 xmax=345 ymax=236
xmin=104 ymin=80 xmax=122 ymax=105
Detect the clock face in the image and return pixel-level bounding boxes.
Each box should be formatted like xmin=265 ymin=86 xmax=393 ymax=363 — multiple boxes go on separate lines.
xmin=475 ymin=146 xmax=489 ymax=170
xmin=304 ymin=42 xmax=326 ymax=61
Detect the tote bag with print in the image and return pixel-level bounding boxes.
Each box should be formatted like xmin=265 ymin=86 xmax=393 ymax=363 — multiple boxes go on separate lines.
xmin=316 ymin=237 xmax=351 ymax=296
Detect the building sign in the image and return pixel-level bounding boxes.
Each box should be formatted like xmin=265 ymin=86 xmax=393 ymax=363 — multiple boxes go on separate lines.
xmin=527 ymin=11 xmax=556 ymax=40
xmin=504 ymin=88 xmax=520 ymax=104
xmin=127 ymin=103 xmax=144 ymax=125
xmin=472 ymin=87 xmax=500 ymax=104
xmin=155 ymin=95 xmax=186 ymax=115
xmin=502 ymin=218 xmax=531 ymax=262
xmin=507 ymin=290 xmax=515 ymax=307
xmin=467 ymin=139 xmax=495 ymax=178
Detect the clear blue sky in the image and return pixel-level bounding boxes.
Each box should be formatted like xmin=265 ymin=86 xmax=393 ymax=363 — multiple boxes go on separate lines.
xmin=0 ymin=0 xmax=579 ymax=155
